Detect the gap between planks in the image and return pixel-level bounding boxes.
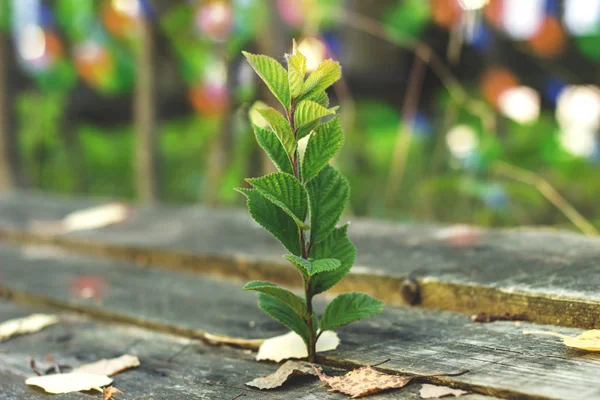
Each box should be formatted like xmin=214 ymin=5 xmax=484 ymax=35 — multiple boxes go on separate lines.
xmin=0 ymin=228 xmax=598 ymax=330
xmin=0 ymin=285 xmax=568 ymax=400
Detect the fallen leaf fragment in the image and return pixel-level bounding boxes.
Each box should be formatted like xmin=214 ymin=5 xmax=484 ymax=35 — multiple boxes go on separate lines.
xmin=0 ymin=314 xmax=59 ymax=342
xmin=103 ymin=386 xmax=124 ymax=400
xmin=524 ymin=330 xmax=600 ymax=351
xmin=25 ymin=372 xmax=112 ymax=394
xmin=419 ymin=384 xmax=468 ymax=398
xmin=312 ymin=364 xmax=413 ymax=398
xmin=246 ymin=360 xmax=317 ymax=389
xmin=256 ymin=331 xmax=339 ymax=362
xmin=30 ymin=203 xmax=131 ymax=234
xmin=74 ymin=354 xmax=140 ymax=376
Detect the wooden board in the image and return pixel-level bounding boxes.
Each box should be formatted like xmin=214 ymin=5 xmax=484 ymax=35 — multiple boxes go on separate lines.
xmin=0 ymin=192 xmax=599 ymax=328
xmin=0 ymin=302 xmax=493 ymax=400
xmin=1 ymin=243 xmax=599 ymax=399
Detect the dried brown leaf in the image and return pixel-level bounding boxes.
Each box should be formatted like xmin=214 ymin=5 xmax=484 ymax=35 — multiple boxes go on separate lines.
xmin=419 ymin=384 xmax=468 ymax=398
xmin=0 ymin=314 xmax=59 ymax=342
xmin=524 ymin=330 xmax=600 ymax=351
xmin=25 ymin=372 xmax=112 ymax=394
xmin=246 ymin=360 xmax=317 ymax=389
xmin=103 ymin=386 xmax=124 ymax=400
xmin=74 ymin=354 xmax=140 ymax=376
xmin=312 ymin=364 xmax=413 ymax=398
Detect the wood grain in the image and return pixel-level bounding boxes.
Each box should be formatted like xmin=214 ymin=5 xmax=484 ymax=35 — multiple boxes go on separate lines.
xmin=0 ymin=301 xmax=493 ymax=400
xmin=0 ymin=243 xmax=599 ymax=399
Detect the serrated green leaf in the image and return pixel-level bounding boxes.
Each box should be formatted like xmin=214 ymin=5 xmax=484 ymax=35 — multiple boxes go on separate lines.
xmin=258 ymin=293 xmax=311 ymax=346
xmin=310 ymin=225 xmax=356 ymax=294
xmin=287 ymin=40 xmax=307 ymax=99
xmin=320 ymin=293 xmax=384 ymax=331
xmin=284 ymin=255 xmax=341 ymax=279
xmin=253 ymin=124 xmax=294 ymax=175
xmin=296 ymin=92 xmax=330 ymax=140
xmin=302 ymin=116 xmax=344 ymax=183
xmin=284 ymin=254 xmax=312 ymax=280
xmin=306 ymin=166 xmax=349 ymax=244
xmin=236 ymin=188 xmax=301 ymax=256
xmin=311 ymin=258 xmax=342 ymax=274
xmin=300 ymin=59 xmax=341 ymax=99
xmin=247 ymin=173 xmax=309 ymax=229
xmin=256 ymin=108 xmax=296 ymax=156
xmin=294 ymin=100 xmax=336 ymax=130
xmin=242 ymin=51 xmax=290 ymax=107
xmin=309 ymin=91 xmax=330 ymax=108
xmin=244 ymin=281 xmax=307 ymax=318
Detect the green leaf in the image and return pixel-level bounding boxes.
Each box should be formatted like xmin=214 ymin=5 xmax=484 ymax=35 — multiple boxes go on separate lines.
xmin=309 ymin=91 xmax=330 ymax=108
xmin=302 ymin=116 xmax=344 ymax=183
xmin=320 ymin=293 xmax=384 ymax=331
xmin=242 ymin=51 xmax=290 ymax=107
xmin=258 ymin=293 xmax=311 ymax=346
xmin=287 ymin=40 xmax=307 ymax=99
xmin=311 ymin=258 xmax=342 ymax=275
xmin=296 ymin=92 xmax=330 ymax=140
xmin=284 ymin=255 xmax=341 ymax=279
xmin=253 ymin=124 xmax=294 ymax=175
xmin=236 ymin=188 xmax=301 ymax=256
xmin=306 ymin=166 xmax=349 ymax=244
xmin=284 ymin=254 xmax=312 ymax=280
xmin=256 ymin=108 xmax=296 ymax=156
xmin=244 ymin=281 xmax=307 ymax=318
xmin=300 ymin=59 xmax=341 ymax=99
xmin=310 ymin=225 xmax=356 ymax=294
xmin=247 ymin=173 xmax=309 ymax=229
xmin=294 ymin=100 xmax=336 ymax=130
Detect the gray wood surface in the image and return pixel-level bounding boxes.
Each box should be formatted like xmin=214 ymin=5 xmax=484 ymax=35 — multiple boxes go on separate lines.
xmin=0 ymin=191 xmax=599 ymax=328
xmin=0 ymin=302 xmax=493 ymax=400
xmin=1 ymin=243 xmax=599 ymax=399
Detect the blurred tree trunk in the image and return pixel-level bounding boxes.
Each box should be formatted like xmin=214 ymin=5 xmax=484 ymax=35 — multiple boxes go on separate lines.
xmin=0 ymin=31 xmax=16 ymax=192
xmin=134 ymin=18 xmax=158 ymax=202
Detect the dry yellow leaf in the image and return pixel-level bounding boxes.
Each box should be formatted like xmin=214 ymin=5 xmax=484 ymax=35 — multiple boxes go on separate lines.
xmin=103 ymin=386 xmax=124 ymax=400
xmin=524 ymin=330 xmax=600 ymax=351
xmin=246 ymin=360 xmax=317 ymax=389
xmin=25 ymin=372 xmax=112 ymax=394
xmin=74 ymin=354 xmax=140 ymax=376
xmin=419 ymin=384 xmax=468 ymax=398
xmin=256 ymin=331 xmax=339 ymax=362
xmin=0 ymin=314 xmax=59 ymax=342
xmin=312 ymin=364 xmax=413 ymax=398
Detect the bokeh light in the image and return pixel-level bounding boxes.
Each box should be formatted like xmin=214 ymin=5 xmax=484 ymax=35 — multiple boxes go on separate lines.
xmin=432 ymin=0 xmax=461 ymax=29
xmin=497 ymin=86 xmax=540 ymax=124
xmin=297 ymin=37 xmax=327 ymax=72
xmin=196 ymin=0 xmax=233 ymax=42
xmin=563 ymin=0 xmax=600 ymax=36
xmin=556 ymin=85 xmax=600 ymax=131
xmin=446 ymin=124 xmax=478 ymax=159
xmin=457 ymin=0 xmax=489 ymax=11
xmin=559 ymin=126 xmax=597 ymax=157
xmin=480 ymin=67 xmax=519 ymax=107
xmin=527 ymin=16 xmax=566 ymax=57
xmin=17 ymin=24 xmax=46 ymax=62
xmin=501 ymin=0 xmax=544 ymax=40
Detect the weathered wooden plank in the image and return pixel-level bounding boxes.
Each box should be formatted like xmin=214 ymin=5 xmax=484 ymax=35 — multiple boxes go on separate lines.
xmin=0 ymin=243 xmax=599 ymax=399
xmin=0 ymin=191 xmax=598 ymax=329
xmin=0 ymin=302 xmax=493 ymax=400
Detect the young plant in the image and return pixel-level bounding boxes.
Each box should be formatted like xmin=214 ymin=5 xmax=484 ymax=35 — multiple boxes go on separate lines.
xmin=237 ymin=41 xmax=384 ymax=362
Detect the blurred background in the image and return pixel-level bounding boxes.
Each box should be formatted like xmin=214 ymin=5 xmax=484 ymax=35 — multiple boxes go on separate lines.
xmin=0 ymin=0 xmax=599 ymax=233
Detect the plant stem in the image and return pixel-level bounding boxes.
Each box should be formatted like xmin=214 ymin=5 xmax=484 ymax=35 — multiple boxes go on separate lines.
xmin=288 ymin=101 xmax=317 ymax=362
